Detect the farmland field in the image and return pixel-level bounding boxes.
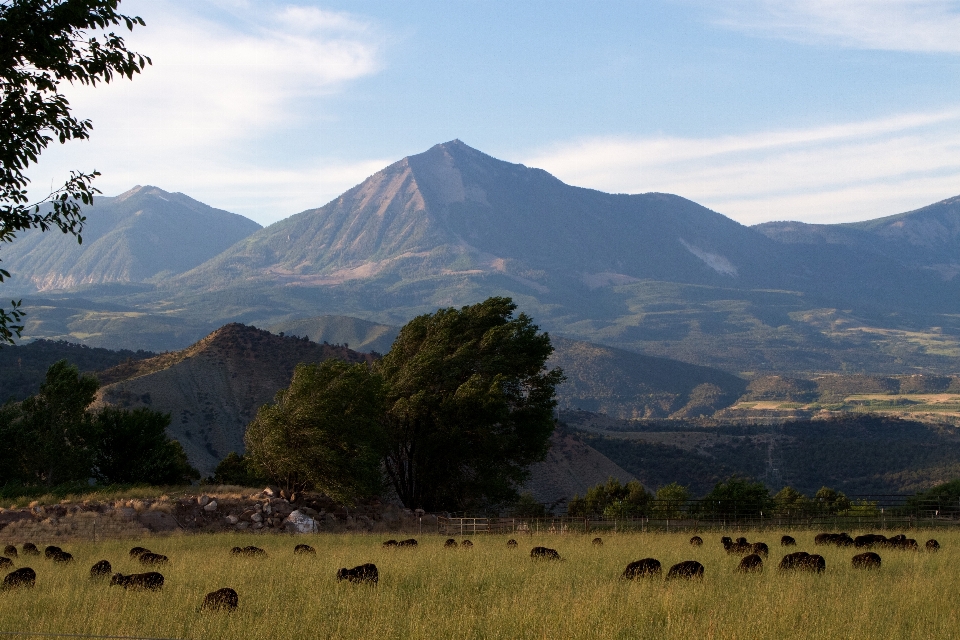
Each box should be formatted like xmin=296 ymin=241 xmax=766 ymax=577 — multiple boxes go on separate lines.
xmin=0 ymin=531 xmax=957 ymax=639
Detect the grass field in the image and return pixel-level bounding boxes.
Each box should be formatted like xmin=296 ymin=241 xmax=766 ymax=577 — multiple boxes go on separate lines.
xmin=0 ymin=530 xmax=957 ymax=639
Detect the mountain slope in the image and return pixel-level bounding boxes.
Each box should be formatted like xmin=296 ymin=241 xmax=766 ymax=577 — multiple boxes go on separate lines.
xmin=94 ymin=323 xmax=372 ymax=476
xmin=2 ymin=186 xmax=261 ymax=293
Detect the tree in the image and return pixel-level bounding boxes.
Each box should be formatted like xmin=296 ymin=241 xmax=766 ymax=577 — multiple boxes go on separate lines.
xmin=773 ymin=486 xmax=810 ymax=517
xmin=91 ymin=406 xmax=198 ymax=485
xmin=701 ymin=476 xmax=770 ymax=517
xmin=376 ymin=297 xmax=564 ymax=511
xmin=652 ymin=483 xmax=689 ymax=518
xmin=0 ymin=0 xmax=150 ymax=343
xmin=245 ymin=360 xmax=386 ymax=503
xmin=567 ymin=477 xmax=650 ymax=518
xmin=814 ymin=486 xmax=851 ymax=514
xmin=212 ymin=452 xmax=269 ymax=488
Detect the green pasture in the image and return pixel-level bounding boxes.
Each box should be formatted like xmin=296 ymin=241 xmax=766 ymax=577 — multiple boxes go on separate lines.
xmin=0 ymin=530 xmax=956 ymax=639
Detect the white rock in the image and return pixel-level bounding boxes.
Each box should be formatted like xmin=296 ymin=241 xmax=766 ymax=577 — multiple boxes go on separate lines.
xmin=285 ymin=510 xmax=318 ymax=534
xmin=203 ymin=499 xmax=218 ymax=512
xmin=198 ymin=495 xmax=211 ymax=507
xmin=225 ymin=515 xmax=239 ymax=524
xmin=251 ymin=513 xmax=263 ymax=522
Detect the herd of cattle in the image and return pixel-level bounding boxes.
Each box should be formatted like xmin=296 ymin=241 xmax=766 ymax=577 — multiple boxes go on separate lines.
xmin=0 ymin=531 xmax=943 ymax=610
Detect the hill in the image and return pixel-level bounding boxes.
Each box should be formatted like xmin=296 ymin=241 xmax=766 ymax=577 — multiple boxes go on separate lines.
xmin=2 ymin=185 xmax=261 ymax=294
xmin=94 ymin=323 xmax=372 ymax=476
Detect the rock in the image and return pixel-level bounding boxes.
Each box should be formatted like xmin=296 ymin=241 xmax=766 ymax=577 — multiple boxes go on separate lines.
xmin=225 ymin=515 xmax=239 ymax=525
xmin=263 ymin=487 xmax=275 ymax=497
xmin=198 ymin=496 xmax=211 ymax=507
xmin=325 ymin=513 xmax=338 ymax=525
xmin=251 ymin=513 xmax=263 ymax=523
xmin=236 ymin=522 xmax=250 ymax=530
xmin=262 ymin=504 xmax=272 ymax=515
xmin=299 ymin=507 xmax=319 ymax=518
xmin=203 ymin=500 xmax=218 ymax=512
xmin=252 ymin=522 xmax=263 ymax=530
xmin=286 ymin=510 xmax=318 ymax=534
xmin=358 ymin=515 xmax=373 ymax=528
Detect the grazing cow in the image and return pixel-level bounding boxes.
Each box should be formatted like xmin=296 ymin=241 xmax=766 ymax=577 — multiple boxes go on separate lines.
xmin=21 ymin=543 xmax=40 ymax=556
xmin=398 ymin=539 xmax=418 ymax=547
xmin=294 ymin=544 xmax=316 ymax=555
xmin=667 ymin=561 xmax=704 ymax=580
xmin=722 ymin=538 xmax=753 ymax=555
xmin=139 ymin=553 xmax=168 ymax=566
xmin=90 ymin=560 xmax=112 ymax=579
xmin=720 ymin=536 xmax=733 ymax=546
xmin=737 ymin=554 xmax=763 ymax=573
xmin=51 ymin=550 xmax=73 ymax=564
xmin=592 ymin=537 xmax=603 ymax=546
xmin=779 ymin=552 xmax=812 ymax=571
xmin=852 ymin=552 xmax=881 ymax=569
xmin=129 ymin=547 xmax=151 ymax=558
xmin=444 ymin=539 xmax=458 ymax=548
xmin=751 ymin=542 xmax=770 ymax=558
xmin=44 ymin=545 xmax=63 ymax=559
xmin=231 ymin=546 xmax=267 ymax=558
xmin=201 ymin=587 xmax=239 ymax=612
xmin=336 ymin=563 xmax=378 ymax=585
xmin=781 ymin=535 xmax=796 ymax=547
xmin=804 ymin=554 xmax=826 ymax=573
xmin=2 ymin=568 xmax=35 ymax=590
xmin=689 ymin=536 xmax=703 ymax=547
xmin=926 ymin=539 xmax=941 ymax=552
xmin=621 ymin=558 xmax=662 ymax=579
xmin=854 ymin=534 xmax=887 ymax=548
xmin=530 ymin=547 xmax=561 ymax=561
xmin=460 ymin=540 xmax=474 ymax=548
xmin=815 ymin=533 xmax=853 ymax=547
xmin=3 ymin=545 xmax=17 ymax=558
xmin=507 ymin=539 xmax=518 ymax=548
xmin=0 ymin=557 xmax=12 ymax=570
xmin=382 ymin=540 xmax=398 ymax=548
xmin=110 ymin=572 xmax=164 ymax=591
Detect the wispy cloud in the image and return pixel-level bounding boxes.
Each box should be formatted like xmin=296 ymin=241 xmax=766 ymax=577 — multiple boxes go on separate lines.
xmin=24 ymin=1 xmax=385 ymax=224
xmin=706 ymin=0 xmax=960 ymax=53
xmin=522 ymin=110 xmax=960 ymax=224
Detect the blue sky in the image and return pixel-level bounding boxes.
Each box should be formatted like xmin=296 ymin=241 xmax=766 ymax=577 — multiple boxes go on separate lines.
xmin=25 ymin=0 xmax=960 ymax=226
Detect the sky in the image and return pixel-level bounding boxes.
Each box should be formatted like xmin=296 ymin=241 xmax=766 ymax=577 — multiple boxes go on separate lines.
xmin=24 ymin=0 xmax=960 ymax=227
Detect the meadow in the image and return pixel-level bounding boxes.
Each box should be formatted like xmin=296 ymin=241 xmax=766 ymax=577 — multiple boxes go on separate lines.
xmin=0 ymin=530 xmax=957 ymax=639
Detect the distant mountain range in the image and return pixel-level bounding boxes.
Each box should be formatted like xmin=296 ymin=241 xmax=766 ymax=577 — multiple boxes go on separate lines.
xmin=7 ymin=141 xmax=960 ymax=375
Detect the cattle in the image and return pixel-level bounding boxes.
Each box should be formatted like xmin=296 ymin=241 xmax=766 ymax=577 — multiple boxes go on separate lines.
xmin=852 ymin=552 xmax=881 ymax=569
xmin=592 ymin=537 xmax=603 ymax=546
xmin=737 ymin=554 xmax=763 ymax=573
xmin=21 ymin=543 xmax=40 ymax=556
xmin=139 ymin=553 xmax=169 ymax=566
xmin=778 ymin=552 xmax=809 ymax=571
xmin=667 ymin=561 xmax=704 ymax=580
xmin=781 ymin=535 xmax=796 ymax=547
xmin=44 ymin=545 xmax=63 ymax=559
xmin=336 ymin=564 xmax=378 ymax=585
xmin=722 ymin=538 xmax=753 ymax=555
xmin=888 ymin=537 xmax=919 ymax=551
xmin=2 ymin=568 xmax=35 ymax=590
xmin=3 ymin=545 xmax=17 ymax=558
xmin=779 ymin=552 xmax=825 ymax=573
xmin=720 ymin=536 xmax=733 ymax=546
xmin=231 ymin=546 xmax=267 ymax=558
xmin=460 ymin=540 xmax=474 ymax=549
xmin=90 ymin=560 xmax=112 ymax=579
xmin=0 ymin=558 xmax=11 ymax=570
xmin=507 ymin=539 xmax=518 ymax=548
xmin=815 ymin=533 xmax=853 ymax=547
xmin=129 ymin=547 xmax=151 ymax=558
xmin=750 ymin=542 xmax=769 ymax=558
xmin=621 ymin=558 xmax=662 ymax=579
xmin=530 ymin=547 xmax=561 ymax=561
xmin=398 ymin=539 xmax=418 ymax=547
xmin=50 ymin=550 xmax=73 ymax=564
xmin=111 ymin=572 xmax=164 ymax=591
xmin=444 ymin=539 xmax=458 ymax=548
xmin=854 ymin=534 xmax=887 ymax=548
xmin=201 ymin=587 xmax=239 ymax=612
xmin=926 ymin=539 xmax=941 ymax=552
xmin=294 ymin=544 xmax=316 ymax=555
xmin=382 ymin=540 xmax=398 ymax=548
xmin=689 ymin=536 xmax=703 ymax=547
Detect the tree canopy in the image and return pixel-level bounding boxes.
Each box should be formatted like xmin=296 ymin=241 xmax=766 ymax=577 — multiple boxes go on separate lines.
xmin=376 ymin=297 xmax=564 ymax=511
xmin=0 ymin=0 xmax=150 ymax=343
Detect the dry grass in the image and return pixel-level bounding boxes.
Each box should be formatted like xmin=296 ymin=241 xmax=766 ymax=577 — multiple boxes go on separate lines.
xmin=0 ymin=530 xmax=956 ymax=639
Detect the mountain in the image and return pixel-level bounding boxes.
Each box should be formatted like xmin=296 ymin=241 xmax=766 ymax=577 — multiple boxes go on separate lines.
xmin=265 ymin=315 xmax=399 ymax=354
xmin=93 ymin=323 xmax=372 ymax=476
xmin=1 ymin=185 xmax=261 ymax=294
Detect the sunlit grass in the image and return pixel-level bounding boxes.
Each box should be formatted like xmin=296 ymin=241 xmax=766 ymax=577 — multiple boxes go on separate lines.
xmin=0 ymin=530 xmax=956 ymax=639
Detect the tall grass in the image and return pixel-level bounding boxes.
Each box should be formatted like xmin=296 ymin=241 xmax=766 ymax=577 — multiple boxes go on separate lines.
xmin=0 ymin=530 xmax=955 ymax=639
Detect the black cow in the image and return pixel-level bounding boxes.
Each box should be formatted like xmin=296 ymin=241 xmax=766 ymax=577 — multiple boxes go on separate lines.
xmin=231 ymin=546 xmax=267 ymax=557
xmin=751 ymin=542 xmax=769 ymax=557
xmin=294 ymin=544 xmax=316 ymax=555
xmin=815 ymin=533 xmax=853 ymax=547
xmin=622 ymin=558 xmax=662 ymax=579
xmin=3 ymin=545 xmax=17 ymax=558
xmin=337 ymin=563 xmax=378 ymax=585
xmin=530 ymin=547 xmax=561 ymax=561
xmin=778 ymin=552 xmax=810 ymax=571
xmin=780 ymin=535 xmax=796 ymax=547
xmin=667 ymin=561 xmax=704 ymax=580
xmin=50 ymin=550 xmax=73 ymax=564
xmin=21 ymin=543 xmax=40 ymax=556
xmin=852 ymin=552 xmax=881 ymax=569
xmin=737 ymin=554 xmax=763 ymax=573
xmin=139 ymin=553 xmax=168 ymax=566
xmin=854 ymin=534 xmax=887 ymax=548
xmin=201 ymin=587 xmax=239 ymax=612
xmin=382 ymin=540 xmax=398 ymax=548
xmin=507 ymin=539 xmax=518 ymax=548
xmin=90 ymin=560 xmax=112 ymax=579
xmin=2 ymin=568 xmax=35 ymax=590
xmin=592 ymin=537 xmax=603 ymax=546
xmin=926 ymin=539 xmax=941 ymax=552
xmin=129 ymin=546 xmax=151 ymax=558
xmin=398 ymin=539 xmax=418 ymax=547
xmin=44 ymin=545 xmax=63 ymax=559
xmin=460 ymin=540 xmax=474 ymax=548
xmin=444 ymin=539 xmax=458 ymax=548
xmin=689 ymin=536 xmax=703 ymax=547
xmin=720 ymin=536 xmax=733 ymax=546
xmin=110 ymin=572 xmax=164 ymax=591
xmin=0 ymin=557 xmax=11 ymax=570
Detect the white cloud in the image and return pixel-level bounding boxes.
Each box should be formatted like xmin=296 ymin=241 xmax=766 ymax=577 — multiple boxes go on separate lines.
xmin=707 ymin=0 xmax=960 ymax=53
xmin=522 ymin=110 xmax=960 ymax=225
xmin=23 ymin=1 xmax=384 ymax=225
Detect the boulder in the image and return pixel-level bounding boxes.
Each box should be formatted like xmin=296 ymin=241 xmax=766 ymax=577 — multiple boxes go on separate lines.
xmin=198 ymin=496 xmax=211 ymax=507
xmin=286 ymin=510 xmax=318 ymax=534
xmin=225 ymin=515 xmax=239 ymax=525
xmin=203 ymin=500 xmax=218 ymax=512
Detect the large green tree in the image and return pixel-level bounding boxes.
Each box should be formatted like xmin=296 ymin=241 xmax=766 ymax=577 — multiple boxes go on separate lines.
xmin=245 ymin=359 xmax=386 ymax=503
xmin=376 ymin=297 xmax=565 ymax=511
xmin=0 ymin=0 xmax=150 ymax=343
xmin=92 ymin=406 xmax=198 ymax=485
